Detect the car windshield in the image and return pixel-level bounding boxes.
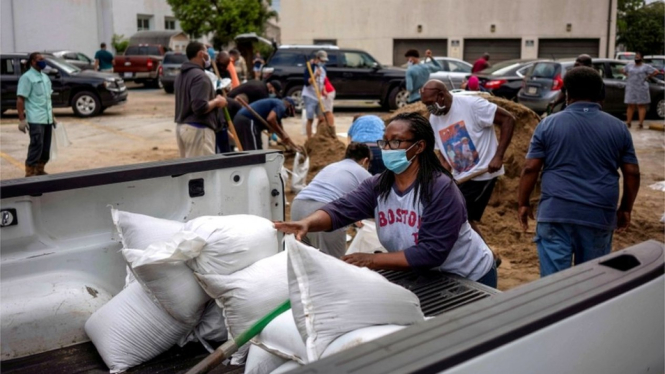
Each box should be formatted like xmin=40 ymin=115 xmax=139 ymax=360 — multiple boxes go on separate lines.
xmin=478 ymin=60 xmax=524 ymax=75
xmin=46 ymin=57 xmax=80 ymax=74
xmin=163 ymin=54 xmax=187 ymax=64
xmin=645 ymin=58 xmax=664 ymax=69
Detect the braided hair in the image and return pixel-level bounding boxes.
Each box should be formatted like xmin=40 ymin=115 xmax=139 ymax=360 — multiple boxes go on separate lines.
xmin=377 ymin=112 xmax=452 ymax=205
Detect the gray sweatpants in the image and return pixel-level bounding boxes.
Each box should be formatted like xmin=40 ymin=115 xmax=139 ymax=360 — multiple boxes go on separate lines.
xmin=291 ymin=198 xmax=346 ymax=258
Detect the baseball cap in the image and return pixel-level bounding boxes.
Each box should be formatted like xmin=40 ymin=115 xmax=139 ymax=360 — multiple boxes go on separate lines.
xmin=315 ymin=50 xmax=329 ymax=62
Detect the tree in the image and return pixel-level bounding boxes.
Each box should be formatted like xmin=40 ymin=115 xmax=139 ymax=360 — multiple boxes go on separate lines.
xmin=167 ymin=0 xmax=277 ymax=49
xmin=617 ymin=0 xmax=665 ymax=55
xmin=112 ymin=34 xmax=129 ymax=54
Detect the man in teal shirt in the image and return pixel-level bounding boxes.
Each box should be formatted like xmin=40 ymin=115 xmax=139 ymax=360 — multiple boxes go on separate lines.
xmin=94 ymin=43 xmax=115 ymax=72
xmin=17 ymin=52 xmax=55 ymax=177
xmin=405 ymin=49 xmax=442 ymax=103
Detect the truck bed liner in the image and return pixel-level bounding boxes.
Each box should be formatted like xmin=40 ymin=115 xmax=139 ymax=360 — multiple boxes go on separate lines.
xmin=2 ymin=270 xmax=498 ymax=373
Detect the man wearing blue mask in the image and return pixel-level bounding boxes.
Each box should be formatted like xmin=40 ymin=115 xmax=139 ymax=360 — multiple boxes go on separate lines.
xmin=17 ymin=52 xmax=55 ymax=177
xmin=405 ymin=49 xmax=441 ymax=104
xmin=421 ymin=79 xmax=515 ymax=238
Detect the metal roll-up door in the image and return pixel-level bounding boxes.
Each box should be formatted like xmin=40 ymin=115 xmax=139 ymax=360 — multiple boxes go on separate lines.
xmin=463 ymin=39 xmax=521 ymax=63
xmin=538 ymin=39 xmax=600 ymax=59
xmin=393 ymin=39 xmax=448 ymax=67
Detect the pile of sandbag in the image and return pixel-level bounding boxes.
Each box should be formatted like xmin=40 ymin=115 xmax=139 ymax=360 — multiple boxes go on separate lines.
xmin=237 ymin=235 xmax=425 ymax=374
xmin=85 ymin=209 xmax=279 ymax=372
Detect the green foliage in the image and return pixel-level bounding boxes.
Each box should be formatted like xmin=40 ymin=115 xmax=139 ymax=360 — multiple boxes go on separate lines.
xmin=167 ymin=0 xmax=278 ymax=49
xmin=112 ymin=34 xmax=129 ymax=54
xmin=617 ymin=0 xmax=665 ymax=55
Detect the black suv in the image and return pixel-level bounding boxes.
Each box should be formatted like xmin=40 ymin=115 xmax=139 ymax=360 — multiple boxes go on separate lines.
xmin=261 ymin=45 xmax=407 ymax=110
xmin=1 ymin=53 xmax=128 ymax=117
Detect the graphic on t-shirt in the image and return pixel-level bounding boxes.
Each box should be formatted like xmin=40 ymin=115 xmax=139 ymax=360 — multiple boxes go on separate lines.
xmin=438 ymin=121 xmax=479 ymax=173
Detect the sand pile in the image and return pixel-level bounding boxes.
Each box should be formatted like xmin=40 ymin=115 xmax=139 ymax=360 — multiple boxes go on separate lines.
xmin=303 ymin=125 xmax=347 ymax=178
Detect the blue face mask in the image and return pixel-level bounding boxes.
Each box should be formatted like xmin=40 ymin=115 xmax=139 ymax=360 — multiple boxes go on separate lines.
xmin=36 ymin=60 xmax=47 ymax=70
xmin=381 ymin=142 xmax=419 ymax=174
xmin=268 ymin=93 xmax=277 ymax=98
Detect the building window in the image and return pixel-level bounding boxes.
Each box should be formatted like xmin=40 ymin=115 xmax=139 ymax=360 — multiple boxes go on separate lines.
xmin=137 ymin=15 xmax=152 ymax=31
xmin=165 ymin=17 xmax=176 ymax=30
xmin=314 ymin=39 xmax=337 ymax=46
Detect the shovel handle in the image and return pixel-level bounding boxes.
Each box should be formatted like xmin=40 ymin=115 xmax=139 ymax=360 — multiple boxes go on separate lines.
xmin=456 ymin=168 xmax=489 ymax=184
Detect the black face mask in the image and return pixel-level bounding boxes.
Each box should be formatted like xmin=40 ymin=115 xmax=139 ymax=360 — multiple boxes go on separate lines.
xmin=635 ymin=59 xmax=643 ymax=63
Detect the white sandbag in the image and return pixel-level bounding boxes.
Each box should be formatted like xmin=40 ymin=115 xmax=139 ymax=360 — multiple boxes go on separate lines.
xmin=321 ymin=325 xmax=407 ymax=358
xmin=122 ymin=231 xmax=210 ymax=325
xmin=346 ymin=220 xmax=387 ymax=255
xmin=195 ymin=251 xmax=288 ymax=341
xmin=178 ymin=301 xmax=228 ymax=347
xmin=111 ymin=209 xmax=185 ymax=286
xmin=85 ymin=282 xmax=191 ymax=373
xmin=271 ymin=360 xmax=303 ymax=374
xmin=280 ymin=166 xmax=290 ymax=187
xmin=287 ymin=235 xmax=424 ymax=361
xmin=290 ymin=152 xmax=309 ymax=193
xmin=245 ymin=344 xmax=288 ymax=374
xmin=184 ymin=215 xmax=279 ymax=275
xmin=251 ymin=310 xmax=307 ymax=364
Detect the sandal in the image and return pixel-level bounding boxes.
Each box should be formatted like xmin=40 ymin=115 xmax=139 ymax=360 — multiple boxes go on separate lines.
xmin=638 ymin=123 xmax=644 ymax=129
xmin=626 ymin=122 xmax=632 ymax=128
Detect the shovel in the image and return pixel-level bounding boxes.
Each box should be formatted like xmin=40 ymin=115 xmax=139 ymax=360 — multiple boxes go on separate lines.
xmin=185 ymin=300 xmax=291 ymax=374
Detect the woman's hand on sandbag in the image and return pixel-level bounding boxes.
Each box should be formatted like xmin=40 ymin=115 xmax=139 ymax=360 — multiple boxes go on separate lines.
xmin=274 ymin=220 xmax=309 ymax=241
xmin=342 ymin=253 xmax=376 ymax=269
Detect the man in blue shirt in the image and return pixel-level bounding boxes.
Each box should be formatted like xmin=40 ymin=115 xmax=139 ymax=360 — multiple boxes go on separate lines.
xmin=94 ymin=43 xmax=115 ymax=72
xmin=17 ymin=52 xmax=55 ymax=177
xmin=405 ymin=49 xmax=441 ymax=103
xmin=232 ymin=97 xmax=300 ymax=151
xmin=518 ymin=67 xmax=640 ymax=277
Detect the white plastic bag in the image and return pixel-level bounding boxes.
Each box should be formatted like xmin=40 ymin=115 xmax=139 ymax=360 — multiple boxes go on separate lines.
xmin=245 ymin=344 xmax=288 ymax=374
xmin=320 ymin=325 xmax=406 ymax=358
xmin=291 ymin=152 xmax=309 ymax=193
xmin=346 ymin=220 xmax=387 ymax=255
xmin=49 ymin=123 xmax=72 ymax=161
xmin=85 ymin=282 xmax=191 ymax=373
xmin=184 ymin=215 xmax=279 ymax=275
xmin=252 ymin=310 xmax=307 ymax=364
xmin=122 ymin=231 xmax=210 ymax=325
xmin=178 ymin=300 xmax=228 ymax=347
xmin=287 ymin=235 xmax=424 ymax=361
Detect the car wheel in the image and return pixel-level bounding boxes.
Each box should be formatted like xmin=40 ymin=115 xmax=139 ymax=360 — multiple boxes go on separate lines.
xmin=146 ymin=79 xmax=162 ymax=89
xmin=286 ymin=86 xmax=304 ymax=113
xmin=163 ymin=84 xmax=174 ymax=94
xmin=72 ymin=91 xmax=101 ymax=117
xmin=388 ymin=86 xmax=409 ymax=110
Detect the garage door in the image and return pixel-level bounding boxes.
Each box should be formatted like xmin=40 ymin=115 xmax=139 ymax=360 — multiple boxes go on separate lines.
xmin=538 ymin=39 xmax=600 ymax=59
xmin=393 ymin=39 xmax=447 ymax=67
xmin=463 ymin=39 xmax=521 ymax=63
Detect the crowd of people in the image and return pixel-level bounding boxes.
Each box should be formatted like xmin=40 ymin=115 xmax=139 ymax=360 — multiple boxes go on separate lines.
xmin=15 ymin=41 xmax=646 ymax=288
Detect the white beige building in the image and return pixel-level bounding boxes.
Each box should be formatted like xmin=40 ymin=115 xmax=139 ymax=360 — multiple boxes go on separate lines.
xmin=1 ymin=0 xmax=181 ymax=57
xmin=279 ymin=0 xmax=617 ymax=65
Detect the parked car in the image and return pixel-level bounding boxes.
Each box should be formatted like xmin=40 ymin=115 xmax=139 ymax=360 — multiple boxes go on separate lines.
xmin=261 ymin=45 xmax=407 ymax=110
xmin=114 ymin=44 xmax=167 ymax=88
xmin=615 ymin=52 xmax=636 ymax=61
xmin=517 ymin=59 xmax=665 ymax=119
xmin=158 ymin=52 xmax=187 ymax=94
xmin=45 ymin=50 xmax=95 ymax=70
xmin=428 ymin=57 xmax=473 ymax=90
xmin=644 ymin=55 xmax=665 ymax=80
xmin=472 ymin=59 xmax=541 ymax=100
xmin=0 ymin=53 xmax=127 ymax=117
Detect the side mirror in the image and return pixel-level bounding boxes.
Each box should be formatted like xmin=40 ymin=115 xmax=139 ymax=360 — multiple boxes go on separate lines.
xmin=45 ymin=68 xmax=59 ymax=77
xmin=371 ymin=62 xmax=380 ymax=70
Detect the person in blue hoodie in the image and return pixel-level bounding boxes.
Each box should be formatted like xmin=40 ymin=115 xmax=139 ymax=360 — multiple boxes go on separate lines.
xmin=404 ymin=49 xmax=441 ymax=104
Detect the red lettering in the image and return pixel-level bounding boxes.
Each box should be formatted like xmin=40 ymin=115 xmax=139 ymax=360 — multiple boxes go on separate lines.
xmin=408 ymin=211 xmax=417 ymax=227
xmin=412 ymin=232 xmax=419 ymax=244
xmin=388 ymin=209 xmax=395 ymax=224
xmin=379 ymin=211 xmax=387 ymax=227
xmin=396 ymin=209 xmax=403 ymax=223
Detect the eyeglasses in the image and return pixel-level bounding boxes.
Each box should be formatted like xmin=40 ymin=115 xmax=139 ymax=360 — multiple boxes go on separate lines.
xmin=377 ymin=139 xmax=416 ymax=150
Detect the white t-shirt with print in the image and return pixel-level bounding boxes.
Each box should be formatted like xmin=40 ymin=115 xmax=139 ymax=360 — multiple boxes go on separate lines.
xmin=430 ymin=95 xmax=503 ymax=182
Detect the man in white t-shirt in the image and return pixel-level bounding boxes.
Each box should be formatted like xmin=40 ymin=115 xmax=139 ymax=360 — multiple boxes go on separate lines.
xmin=420 ymin=80 xmax=515 ymax=237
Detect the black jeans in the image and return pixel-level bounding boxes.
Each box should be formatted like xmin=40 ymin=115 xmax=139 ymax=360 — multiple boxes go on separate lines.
xmin=26 ymin=124 xmax=53 ymax=166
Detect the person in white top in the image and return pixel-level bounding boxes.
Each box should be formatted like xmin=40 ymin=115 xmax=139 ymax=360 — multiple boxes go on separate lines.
xmin=420 ymin=80 xmax=515 ymax=237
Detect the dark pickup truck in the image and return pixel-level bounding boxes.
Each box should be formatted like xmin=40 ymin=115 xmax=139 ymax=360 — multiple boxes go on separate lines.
xmin=114 ymin=44 xmax=167 ymax=88
xmin=0 ymin=53 xmax=127 ymax=117
xmin=1 ymin=151 xmax=663 ymax=374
